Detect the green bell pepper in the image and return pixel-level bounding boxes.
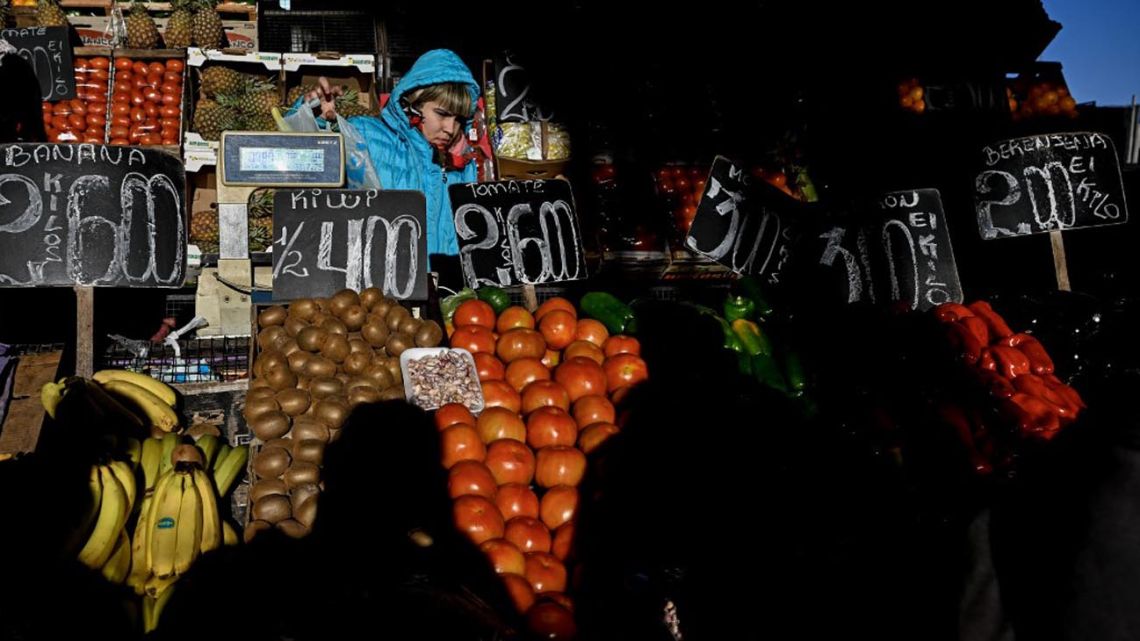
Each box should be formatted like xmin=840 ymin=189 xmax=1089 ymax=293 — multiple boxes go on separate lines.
xmin=751 ymin=353 xmax=789 ymax=393
xmin=439 ymin=288 xmax=477 ymax=324
xmin=731 ymin=319 xmax=772 ymax=357
xmin=783 ymin=351 xmax=807 ymax=392
xmin=581 ymin=292 xmax=635 ymax=335
xmin=716 ymin=316 xmax=744 ymax=353
xmin=476 ymin=286 xmax=511 ymax=314
xmin=723 ymin=295 xmax=756 ymax=323
xmin=737 ymin=277 xmax=774 ymax=319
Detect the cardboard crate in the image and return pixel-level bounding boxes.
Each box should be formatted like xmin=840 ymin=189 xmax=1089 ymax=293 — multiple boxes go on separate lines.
xmin=281 ymin=52 xmax=378 ymax=117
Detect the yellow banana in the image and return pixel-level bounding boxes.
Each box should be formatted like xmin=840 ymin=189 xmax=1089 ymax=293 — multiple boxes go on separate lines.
xmin=100 ymin=380 xmax=179 ymax=433
xmin=147 ymin=578 xmax=176 ymax=632
xmin=221 ymin=520 xmax=238 ymax=546
xmin=141 ymin=438 xmax=162 ymax=494
xmin=93 ymin=370 xmax=177 ymax=407
xmin=65 ymin=465 xmax=103 ymax=556
xmin=191 ymin=468 xmax=221 ymax=554
xmin=173 ymin=473 xmax=202 ymax=575
xmin=194 ymin=434 xmax=220 ymax=469
xmin=159 ymin=433 xmax=178 ymax=477
xmin=212 ymin=443 xmax=231 ymax=473
xmin=145 ymin=572 xmax=177 ymax=598
xmin=78 ymin=465 xmax=128 ymax=569
xmin=40 ymin=381 xmax=65 ymax=418
xmin=100 ymin=530 xmax=131 ymax=584
xmin=212 ymin=445 xmax=249 ymax=497
xmin=125 ymin=493 xmax=153 ymax=595
xmin=271 ymin=106 xmax=292 ymax=132
xmin=147 ymin=471 xmax=183 ymax=578
xmin=81 ymin=378 xmax=145 ymax=431
xmin=124 ymin=437 xmax=142 ymax=470
xmin=141 ymin=596 xmax=156 ymax=633
xmin=106 ymin=460 xmax=137 ymax=515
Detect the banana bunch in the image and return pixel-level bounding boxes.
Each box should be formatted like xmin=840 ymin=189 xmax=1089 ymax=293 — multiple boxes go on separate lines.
xmin=41 ymin=369 xmax=180 ymax=435
xmin=74 ymin=459 xmax=138 ymax=586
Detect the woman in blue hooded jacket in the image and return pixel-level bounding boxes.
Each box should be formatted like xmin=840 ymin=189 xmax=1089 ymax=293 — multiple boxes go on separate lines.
xmin=304 ymin=49 xmax=479 ymax=261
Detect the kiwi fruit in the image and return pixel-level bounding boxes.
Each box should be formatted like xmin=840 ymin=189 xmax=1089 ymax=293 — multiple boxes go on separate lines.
xmin=289 ymin=298 xmax=318 ymax=321
xmin=348 ymin=385 xmax=384 ymax=406
xmin=320 ymin=333 xmax=351 ymax=363
xmin=250 ymin=410 xmax=291 ymax=441
xmin=257 ymin=326 xmax=288 ymax=351
xmin=284 ymin=461 xmax=321 ymax=489
xmin=359 ymin=287 xmax=383 ymax=310
xmin=397 ymin=315 xmax=422 ymax=337
xmin=378 ymin=386 xmax=406 ymax=401
xmin=275 ymin=388 xmax=311 ymax=416
xmin=341 ymin=304 xmax=367 ymax=331
xmin=293 ymin=439 xmax=326 ymax=465
xmin=348 ymin=337 xmax=371 ymax=355
xmin=313 ymin=397 xmax=350 ymax=429
xmin=290 ymin=482 xmax=320 ymax=510
xmin=250 ymin=377 xmax=273 ymax=391
xmin=296 ymin=326 xmax=328 ymax=353
xmin=329 ymin=289 xmax=361 ymax=316
xmin=253 ymin=446 xmax=291 ymax=479
xmin=384 ymin=358 xmax=403 ymax=385
xmin=303 ymin=356 xmax=338 ymax=380
xmin=361 ymin=321 xmax=390 ymax=347
xmin=265 ymin=437 xmax=294 ymax=452
xmin=252 ymin=495 xmax=291 ymax=524
xmin=307 ymin=377 xmax=344 ymax=401
xmin=335 ymin=373 xmax=350 ymax=385
xmin=310 ymin=312 xmax=332 ymax=328
xmin=255 ymin=349 xmax=288 ymax=378
xmin=385 ymin=332 xmax=413 ymax=357
xmin=244 ymin=520 xmax=273 ymax=543
xmin=386 ymin=305 xmax=411 ymax=331
xmin=264 ymin=367 xmax=298 ymax=391
xmin=276 ymin=518 xmax=310 ymax=539
xmin=242 ymin=396 xmax=279 ymax=423
xmin=415 ymin=320 xmax=444 ymax=347
xmin=247 ymin=385 xmax=277 ymax=399
xmin=294 ymin=496 xmax=318 ymax=529
xmin=279 ymin=338 xmax=301 ymax=357
xmin=250 ymin=478 xmax=289 ymax=503
xmin=342 ymin=351 xmax=371 ymax=376
xmin=286 ymin=349 xmax=312 ymax=374
xmin=321 ymin=317 xmax=348 ymax=336
xmin=292 ymin=418 xmax=331 ymax=443
xmin=258 ymin=305 xmax=287 ymax=327
xmin=371 ymin=297 xmax=394 ymax=319
xmin=283 ymin=316 xmax=308 ymax=338
xmin=344 ymin=376 xmax=376 ymax=391
xmin=314 ymin=297 xmax=332 ymax=313
xmin=363 ymin=362 xmax=395 ymax=390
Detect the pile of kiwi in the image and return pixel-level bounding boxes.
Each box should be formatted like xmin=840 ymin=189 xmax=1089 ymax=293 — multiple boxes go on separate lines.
xmin=241 ymin=287 xmax=444 ymax=540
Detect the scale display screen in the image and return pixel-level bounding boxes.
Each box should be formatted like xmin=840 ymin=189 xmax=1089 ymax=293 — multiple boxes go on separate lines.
xmin=220 ymin=132 xmax=345 ymax=187
xmin=239 ymin=147 xmax=325 ymax=173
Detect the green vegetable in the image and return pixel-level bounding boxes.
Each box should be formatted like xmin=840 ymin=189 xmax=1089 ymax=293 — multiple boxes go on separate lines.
xmin=731 ymin=319 xmax=772 ymax=357
xmin=476 ymin=286 xmax=511 ymax=314
xmin=751 ymin=353 xmax=788 ymax=393
xmin=723 ymin=295 xmax=756 ymax=323
xmin=737 ymin=352 xmax=753 ymax=376
xmin=715 ymin=316 xmax=744 ymax=353
xmin=581 ymin=292 xmax=635 ymax=335
xmin=439 ymin=288 xmax=477 ymax=324
xmin=737 ymin=277 xmax=774 ymax=319
xmin=783 ymin=351 xmax=806 ymax=392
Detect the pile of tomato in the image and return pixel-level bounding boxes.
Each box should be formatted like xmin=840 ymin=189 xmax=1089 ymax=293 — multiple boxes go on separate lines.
xmin=652 ymin=165 xmax=709 ymax=236
xmin=437 ymin=296 xmax=649 ymax=639
xmin=107 ymin=57 xmax=185 ymax=146
xmin=42 ymin=56 xmax=110 ymax=143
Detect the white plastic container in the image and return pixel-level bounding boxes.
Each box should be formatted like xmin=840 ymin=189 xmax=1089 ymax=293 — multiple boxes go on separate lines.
xmin=399 ymin=347 xmax=485 ymax=414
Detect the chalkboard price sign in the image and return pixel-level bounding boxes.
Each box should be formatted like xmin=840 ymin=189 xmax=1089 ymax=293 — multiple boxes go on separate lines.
xmin=450 ymin=179 xmax=585 ymax=289
xmin=272 ymin=189 xmax=428 ymax=301
xmin=808 ymin=189 xmax=963 ymax=311
xmin=974 ymin=131 xmax=1128 ymax=239
xmin=0 ymin=144 xmax=186 ymax=288
xmin=685 ymin=156 xmax=797 ymax=285
xmin=493 ymin=52 xmax=554 ymax=124
xmin=1 ymin=27 xmax=76 ymax=101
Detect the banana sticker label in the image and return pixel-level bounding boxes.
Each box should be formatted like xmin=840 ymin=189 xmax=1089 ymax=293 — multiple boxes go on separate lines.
xmin=157 ymin=517 xmax=176 ymax=529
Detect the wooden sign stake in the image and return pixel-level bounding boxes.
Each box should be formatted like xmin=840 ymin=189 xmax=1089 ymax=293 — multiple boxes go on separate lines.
xmin=522 ymin=284 xmax=538 ymax=313
xmin=1049 ymin=230 xmax=1072 ymax=292
xmin=73 ymin=285 xmax=94 ymax=377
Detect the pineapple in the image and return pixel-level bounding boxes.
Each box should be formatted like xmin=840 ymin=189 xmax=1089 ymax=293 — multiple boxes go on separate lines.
xmin=125 ymin=1 xmax=160 ymax=49
xmin=286 ymin=84 xmax=315 ymax=107
xmin=248 ymin=216 xmax=273 ymax=252
xmin=164 ymin=0 xmax=193 ymax=49
xmin=199 ymin=65 xmax=244 ymax=99
xmin=192 ymin=98 xmax=236 ymax=141
xmin=335 ymin=88 xmax=371 ymax=118
xmin=1 ymin=0 xmax=10 ymax=28
xmin=35 ymin=0 xmax=66 ymax=27
xmin=190 ymin=207 xmax=219 ymax=252
xmin=191 ymin=0 xmax=225 ymax=49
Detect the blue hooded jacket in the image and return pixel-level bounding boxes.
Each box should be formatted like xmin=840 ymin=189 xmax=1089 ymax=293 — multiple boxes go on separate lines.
xmin=328 ymin=50 xmax=479 ymax=259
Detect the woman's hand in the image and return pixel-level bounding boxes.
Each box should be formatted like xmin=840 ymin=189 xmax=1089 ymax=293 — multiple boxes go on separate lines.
xmin=304 ymin=77 xmax=343 ymax=121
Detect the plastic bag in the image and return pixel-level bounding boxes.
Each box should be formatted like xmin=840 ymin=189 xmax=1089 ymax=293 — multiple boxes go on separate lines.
xmin=280 ymin=98 xmax=322 ymax=132
xmin=337 ymin=114 xmax=381 ymax=190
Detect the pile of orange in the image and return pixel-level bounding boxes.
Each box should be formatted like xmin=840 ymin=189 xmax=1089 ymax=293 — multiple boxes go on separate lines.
xmin=437 ymin=296 xmax=648 ymax=639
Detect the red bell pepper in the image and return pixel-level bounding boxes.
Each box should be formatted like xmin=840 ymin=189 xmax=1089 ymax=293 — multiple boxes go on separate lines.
xmin=1004 ymin=393 xmax=1062 ymax=439
xmin=977 ymin=370 xmax=1015 ymax=399
xmin=991 ymin=345 xmax=1031 ymax=379
xmin=938 ymin=403 xmax=992 ymax=475
xmin=968 ymin=301 xmax=1014 ymax=339
xmin=935 ymin=302 xmax=975 ymax=323
xmin=1044 ymin=375 xmax=1087 ymax=411
xmin=959 ymin=316 xmax=991 ymax=347
xmin=978 ymin=348 xmax=998 ymax=372
xmin=946 ymin=322 xmax=982 ymax=365
xmin=1012 ymin=374 xmax=1076 ymax=418
xmin=1002 ymin=334 xmax=1055 ymax=376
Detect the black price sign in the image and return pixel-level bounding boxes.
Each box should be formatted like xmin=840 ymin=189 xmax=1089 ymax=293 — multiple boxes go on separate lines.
xmin=1 ymin=27 xmax=76 ymax=101
xmin=974 ymin=131 xmax=1128 ymax=239
xmin=808 ymin=189 xmax=963 ymax=310
xmin=0 ymin=144 xmax=186 ymax=287
xmin=272 ymin=189 xmax=428 ymax=300
xmin=685 ymin=156 xmax=797 ymax=286
xmin=450 ymin=179 xmax=586 ymax=289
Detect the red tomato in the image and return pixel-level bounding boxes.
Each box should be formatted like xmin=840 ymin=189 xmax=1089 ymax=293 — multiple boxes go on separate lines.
xmin=145 ymin=89 xmax=162 ymax=103
xmin=132 ymin=61 xmax=148 ymax=75
xmin=130 ymin=91 xmax=146 ymax=106
xmin=112 ymin=115 xmax=131 ymax=128
xmin=165 ymin=59 xmax=184 ymax=72
xmin=74 ymin=58 xmax=90 ymax=72
xmin=146 ymin=71 xmax=163 ymax=87
xmin=67 ymin=114 xmax=86 ymax=130
xmin=91 ymin=68 xmax=109 ymax=82
xmin=163 ymin=71 xmax=181 ymax=83
xmin=130 ymin=107 xmax=146 ymax=123
xmin=139 ymin=134 xmax=160 ymax=145
xmin=160 ymin=106 xmax=180 ymax=118
xmin=110 ymin=138 xmax=129 ymax=146
xmin=147 ymin=61 xmax=165 ymax=75
xmin=159 ymin=117 xmax=180 ymax=128
xmin=90 ymin=57 xmax=110 ymax=70
xmin=109 ymin=125 xmax=129 ymax=139
xmin=68 ymin=99 xmax=86 ymax=115
xmin=144 ymin=103 xmax=159 ymax=118
xmin=162 ymin=93 xmax=180 ymax=106
xmin=114 ymin=80 xmax=132 ymax=93
xmin=114 ymin=58 xmax=133 ymax=71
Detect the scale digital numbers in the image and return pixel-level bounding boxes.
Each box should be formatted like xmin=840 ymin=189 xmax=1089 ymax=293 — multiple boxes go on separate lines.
xmin=239 ymin=147 xmax=324 ymax=173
